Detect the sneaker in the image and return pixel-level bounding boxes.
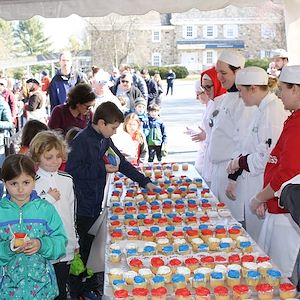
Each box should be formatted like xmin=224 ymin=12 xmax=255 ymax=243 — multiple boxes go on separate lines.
xmin=82 ymin=291 xmax=102 ymax=300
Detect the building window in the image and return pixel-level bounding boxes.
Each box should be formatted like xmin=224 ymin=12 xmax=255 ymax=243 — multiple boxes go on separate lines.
xmin=152 ymin=30 xmax=161 ymax=43
xmin=223 ymin=25 xmax=238 ymax=38
xmin=203 ymin=25 xmax=217 ymax=39
xmin=152 ymin=53 xmax=161 ymax=66
xmin=261 ymin=24 xmax=275 ymax=39
xmin=183 ymin=25 xmax=196 ymax=39
xmin=203 ymin=50 xmax=217 ymax=65
xmin=260 ymin=50 xmax=272 ymax=58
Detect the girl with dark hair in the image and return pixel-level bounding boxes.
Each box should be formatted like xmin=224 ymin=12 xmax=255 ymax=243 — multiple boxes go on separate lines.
xmin=0 ymin=154 xmax=67 ymax=299
xmin=48 ymin=83 xmax=96 ymax=135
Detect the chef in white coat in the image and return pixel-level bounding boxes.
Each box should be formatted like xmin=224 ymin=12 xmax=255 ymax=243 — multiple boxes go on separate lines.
xmin=208 ymin=50 xmax=254 ymax=222
xmin=226 ymin=67 xmax=288 ymax=241
xmin=250 ymin=65 xmax=300 ymax=279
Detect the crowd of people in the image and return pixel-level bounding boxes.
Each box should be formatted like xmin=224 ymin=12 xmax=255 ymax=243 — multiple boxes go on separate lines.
xmin=190 ymin=48 xmax=300 ymax=289
xmin=0 ymin=51 xmax=173 ymax=300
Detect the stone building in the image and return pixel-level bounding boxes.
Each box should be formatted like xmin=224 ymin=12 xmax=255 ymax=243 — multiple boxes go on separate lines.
xmin=89 ymin=3 xmax=285 ymax=72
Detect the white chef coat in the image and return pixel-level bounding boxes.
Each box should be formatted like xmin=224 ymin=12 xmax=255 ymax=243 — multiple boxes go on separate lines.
xmin=235 ymin=92 xmax=288 ymax=241
xmin=35 ymin=168 xmax=79 ymax=262
xmin=208 ymin=91 xmax=255 ymax=212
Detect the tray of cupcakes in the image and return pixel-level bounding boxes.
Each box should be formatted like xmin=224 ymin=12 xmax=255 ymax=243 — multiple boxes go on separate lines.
xmin=104 ymin=163 xmax=297 ymax=299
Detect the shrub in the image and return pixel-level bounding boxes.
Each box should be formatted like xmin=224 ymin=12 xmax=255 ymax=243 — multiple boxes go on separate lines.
xmin=245 ymin=58 xmax=271 ymax=71
xmin=142 ymin=66 xmax=189 ymax=79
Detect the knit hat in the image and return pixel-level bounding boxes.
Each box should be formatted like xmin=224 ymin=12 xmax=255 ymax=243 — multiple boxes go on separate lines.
xmin=134 ymin=97 xmax=147 ymax=107
xmin=279 ymin=65 xmax=300 ymax=84
xmin=218 ymin=50 xmax=245 ymax=68
xmin=235 ymin=67 xmax=268 ymax=85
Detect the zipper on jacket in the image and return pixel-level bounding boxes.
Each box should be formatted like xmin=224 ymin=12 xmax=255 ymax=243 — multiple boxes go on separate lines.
xmin=19 ymin=207 xmax=22 ymax=224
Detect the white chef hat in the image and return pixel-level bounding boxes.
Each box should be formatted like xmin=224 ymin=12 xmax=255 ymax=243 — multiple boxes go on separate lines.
xmin=235 ymin=66 xmax=268 ymax=85
xmin=279 ymin=65 xmax=300 ymax=84
xmin=217 ymin=50 xmax=245 ymax=68
xmin=272 ymin=49 xmax=288 ymax=59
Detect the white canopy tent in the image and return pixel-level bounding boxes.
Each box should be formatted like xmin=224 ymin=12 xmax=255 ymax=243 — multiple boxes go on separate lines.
xmin=0 ymin=0 xmax=300 ymax=63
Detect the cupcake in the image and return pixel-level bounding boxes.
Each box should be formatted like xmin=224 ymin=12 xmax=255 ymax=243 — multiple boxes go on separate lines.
xmin=110 ymin=220 xmax=122 ymax=230
xmin=256 ymin=283 xmax=274 ymax=300
xmin=157 ymin=266 xmax=172 ymax=283
xmin=144 ymin=218 xmax=155 ymax=227
xmin=195 ymin=286 xmax=211 ymax=300
xmin=138 ymin=268 xmax=154 ymax=282
xmin=172 ymin=231 xmax=185 ymax=240
xmin=155 ymin=231 xmax=168 ymax=240
xmin=192 ymin=273 xmax=206 ymax=288
xmin=175 ymin=287 xmax=192 ymax=300
xmin=172 ymin=274 xmax=186 ymax=289
xmin=208 ymin=237 xmax=220 ymax=251
xmin=199 ymin=215 xmax=210 ymax=223
xmin=245 ymin=270 xmax=261 ymax=287
xmin=129 ymin=258 xmax=144 ymax=272
xmin=228 ymin=254 xmax=241 ymax=265
xmin=279 ymin=282 xmax=297 ymax=299
xmin=214 ymin=286 xmax=229 ymax=300
xmin=127 ymin=230 xmax=140 ymax=240
xmin=173 ymin=238 xmax=186 ymax=251
xmin=113 ymin=289 xmax=130 ymax=300
xmin=191 ymin=237 xmax=204 ymax=252
xmin=232 ymin=284 xmax=251 ymax=299
xmin=172 ymin=216 xmax=183 ymax=226
xmin=150 ymin=257 xmax=165 ymax=274
xmin=157 ymin=217 xmax=168 ymax=227
xmin=151 ymin=286 xmax=168 ymax=300
xmin=128 ymin=220 xmax=138 ymax=227
xmin=186 ymin=229 xmax=199 ymax=242
xmin=215 ymin=255 xmax=227 ymax=266
xmin=141 ymin=230 xmax=154 ymax=242
xmin=162 ymin=245 xmax=174 ymax=256
xmin=186 ymin=216 xmax=198 ymax=225
xmin=137 ymin=214 xmax=146 ymax=225
xmin=198 ymin=243 xmax=209 ymax=252
xmin=266 ymin=269 xmax=281 ymax=287
xmin=112 ymin=279 xmax=127 ymax=291
xmin=150 ymin=226 xmax=160 ymax=235
xmin=239 ymin=240 xmax=253 ymax=253
xmin=194 ymin=267 xmax=212 ymax=282
xmin=177 ymin=244 xmax=191 ymax=256
xmin=200 ymin=256 xmax=215 ymax=269
xmin=162 ymin=203 xmax=173 ymax=214
xmin=257 ymin=261 xmax=272 ymax=278
xmin=175 ymin=267 xmax=191 ymax=281
xmin=109 ymin=268 xmax=123 ymax=284
xmin=226 ymin=270 xmax=241 ymax=287
xmin=241 ymin=254 xmax=254 ymax=264
xmin=228 ymin=228 xmax=241 ymax=240
xmin=200 ymin=229 xmax=214 ymax=243
xmin=185 ymin=257 xmax=199 ymax=272
xmin=132 ymin=287 xmax=149 ymax=300
xmin=150 ymin=275 xmax=165 ymax=289
xmin=169 ymin=258 xmax=183 ymax=273
xmin=133 ymin=275 xmax=147 ymax=289
xmin=111 ymin=230 xmax=123 ymax=243
xmin=157 ymin=238 xmax=170 ymax=252
xmin=210 ymin=272 xmax=225 ymax=288
xmin=182 ymin=163 xmax=189 ymax=171
xmin=215 ymin=228 xmax=227 ymax=239
xmin=124 ymin=270 xmax=138 ymax=285
xmin=218 ymin=242 xmax=231 ymax=253
xmin=109 ymin=249 xmax=122 ymax=263
xmin=242 ymin=262 xmax=257 ymax=278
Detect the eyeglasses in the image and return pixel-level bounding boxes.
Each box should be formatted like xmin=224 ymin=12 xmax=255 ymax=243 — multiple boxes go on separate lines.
xmin=202 ymin=85 xmax=214 ymax=92
xmin=208 ymin=109 xmax=219 ymax=127
xmin=121 ymin=80 xmax=130 ymax=83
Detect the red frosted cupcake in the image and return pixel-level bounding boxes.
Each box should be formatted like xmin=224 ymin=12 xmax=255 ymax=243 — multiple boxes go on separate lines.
xmin=138 ymin=205 xmax=148 ymax=214
xmin=186 ymin=229 xmax=199 ymax=241
xmin=128 ymin=220 xmax=138 ymax=227
xmin=185 ymin=257 xmax=199 ymax=272
xmin=114 ymin=289 xmax=130 ymax=300
xmin=111 ymin=231 xmax=123 ymax=242
xmin=200 ymin=256 xmax=214 ymax=269
xmin=151 ymin=257 xmax=165 ymax=274
xmin=113 ymin=207 xmax=125 ymax=215
xmin=129 ymin=258 xmax=144 ymax=272
xmin=279 ymin=282 xmax=297 ymax=299
xmin=162 ymin=203 xmax=173 ymax=214
xmin=195 ymin=286 xmax=211 ymax=300
xmin=132 ymin=287 xmax=149 ymax=300
xmin=141 ymin=230 xmax=154 ymax=241
xmin=216 ymin=202 xmax=226 ymax=210
xmin=156 ymin=231 xmax=168 ymax=240
xmin=144 ymin=218 xmax=155 ymax=227
xmin=127 ymin=230 xmax=140 ymax=240
xmin=175 ymin=287 xmax=192 ymax=300
xmin=233 ymin=284 xmax=251 ymax=299
xmin=157 ymin=217 xmax=168 ymax=227
xmin=201 ymin=203 xmax=212 ymax=212
xmin=200 ymin=229 xmax=213 ymax=243
xmin=256 ymin=283 xmax=273 ymax=300
xmin=175 ymin=204 xmax=185 ymax=214
xmin=151 ymin=286 xmax=168 ymax=300
xmin=199 ymin=215 xmax=210 ymax=223
xmin=185 ymin=216 xmax=197 ymax=225
xmin=110 ymin=220 xmax=122 ymax=229
xmin=172 ymin=231 xmax=184 ymax=239
xmin=256 ymin=256 xmax=271 ymax=263
xmin=228 ymin=228 xmax=241 ymax=239
xmin=228 ymin=254 xmax=241 ymax=265
xmin=241 ymin=254 xmax=255 ymax=263
xmin=169 ymin=258 xmax=182 ymax=273
xmin=215 ymin=228 xmax=227 ymax=239
xmin=214 ymin=286 xmax=229 ymax=300
xmin=125 ymin=206 xmax=137 ymax=214
xmin=172 ymin=216 xmax=183 ymax=226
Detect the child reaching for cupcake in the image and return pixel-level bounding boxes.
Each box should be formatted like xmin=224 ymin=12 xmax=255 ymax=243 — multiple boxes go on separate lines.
xmin=0 ymin=154 xmax=67 ymax=299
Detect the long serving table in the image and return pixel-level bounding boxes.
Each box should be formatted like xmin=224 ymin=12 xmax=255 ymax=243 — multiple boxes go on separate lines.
xmin=102 ymin=163 xmax=297 ymax=300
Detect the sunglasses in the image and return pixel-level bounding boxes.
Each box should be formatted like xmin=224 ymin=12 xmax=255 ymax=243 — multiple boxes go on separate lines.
xmin=208 ymin=109 xmax=219 ymax=127
xmin=121 ymin=80 xmax=130 ymax=83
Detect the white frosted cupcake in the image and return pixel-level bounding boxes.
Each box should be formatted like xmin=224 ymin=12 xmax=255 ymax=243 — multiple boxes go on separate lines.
xmin=208 ymin=237 xmax=220 ymax=251
xmin=214 ymin=264 xmax=227 ymax=274
xmin=194 ymin=267 xmax=212 ymax=282
xmin=157 ymin=266 xmax=172 ymax=283
xmin=139 ymin=268 xmax=154 ymax=282
xmin=258 ymin=261 xmax=273 ymax=277
xmin=124 ymin=270 xmax=138 ymax=285
xmin=157 ymin=238 xmax=169 ymax=252
xmin=173 ymin=238 xmax=186 ymax=251
xmin=109 ymin=268 xmax=123 ymax=284
xmin=242 ymin=262 xmax=258 ymax=278
xmin=110 ymin=243 xmax=121 ymax=251
xmin=176 ymin=266 xmax=191 ymax=281
xmin=191 ymin=237 xmax=204 ymax=252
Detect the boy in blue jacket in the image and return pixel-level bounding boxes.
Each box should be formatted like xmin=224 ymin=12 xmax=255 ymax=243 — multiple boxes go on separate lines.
xmin=147 ymin=104 xmax=167 ymax=162
xmin=66 ymin=102 xmax=156 ymax=299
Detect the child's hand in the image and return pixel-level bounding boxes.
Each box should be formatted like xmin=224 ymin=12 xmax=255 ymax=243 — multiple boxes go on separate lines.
xmin=23 ymin=239 xmax=41 ymax=255
xmin=105 ymin=164 xmax=119 ymax=173
xmin=48 ymin=187 xmax=61 ymax=201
